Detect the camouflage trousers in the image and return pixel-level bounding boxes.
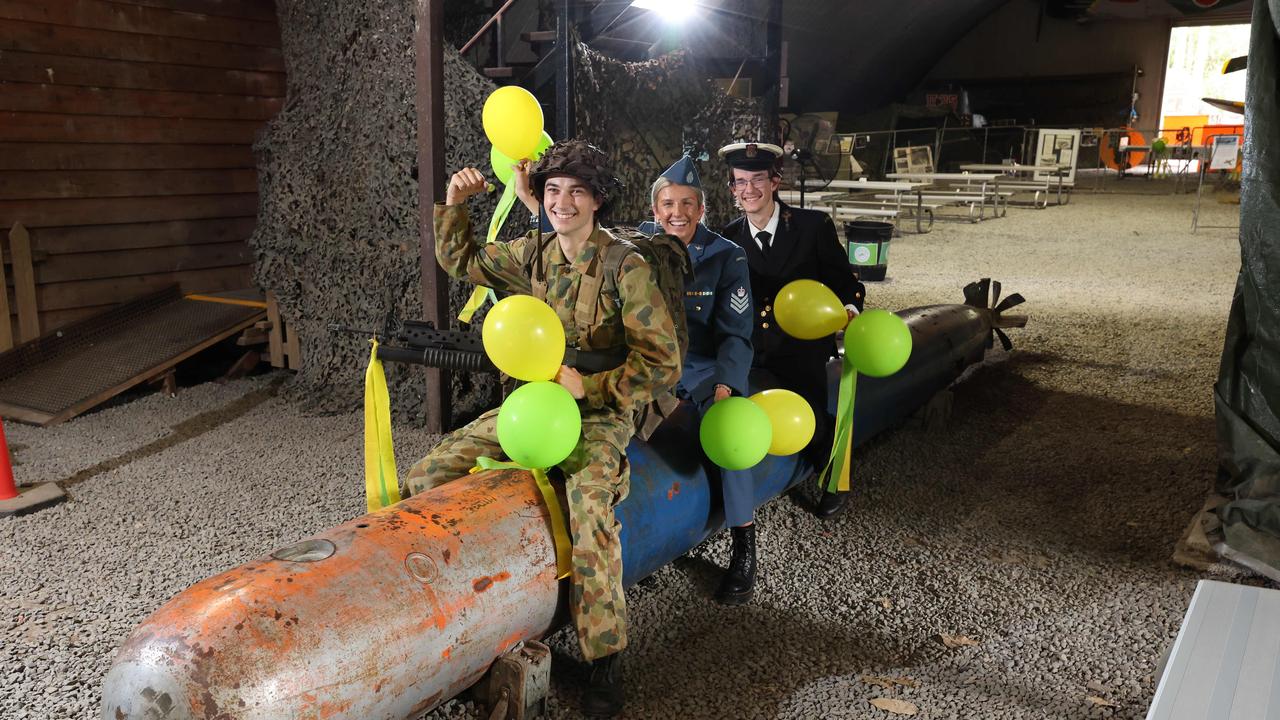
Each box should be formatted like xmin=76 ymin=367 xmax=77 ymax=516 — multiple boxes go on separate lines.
xmin=405 ymin=407 xmax=631 ymax=661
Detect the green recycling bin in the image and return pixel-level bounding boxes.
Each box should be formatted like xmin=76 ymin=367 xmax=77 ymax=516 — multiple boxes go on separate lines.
xmin=844 ymin=220 xmax=893 ymax=282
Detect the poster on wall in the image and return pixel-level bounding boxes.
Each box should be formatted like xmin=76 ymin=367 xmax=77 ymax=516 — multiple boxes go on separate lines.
xmin=1034 ymin=128 xmax=1081 ymax=185
xmin=1209 ymin=134 xmax=1241 ymax=171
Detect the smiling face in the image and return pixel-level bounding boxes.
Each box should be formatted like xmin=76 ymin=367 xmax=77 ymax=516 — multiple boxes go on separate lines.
xmin=652 ymin=183 xmax=704 ymax=244
xmin=729 ymin=168 xmax=779 ymax=215
xmin=541 ymin=174 xmax=601 ymax=236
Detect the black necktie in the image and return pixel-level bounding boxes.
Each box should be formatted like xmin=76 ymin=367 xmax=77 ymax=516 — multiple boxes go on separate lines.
xmin=756 ymin=230 xmax=772 ymax=255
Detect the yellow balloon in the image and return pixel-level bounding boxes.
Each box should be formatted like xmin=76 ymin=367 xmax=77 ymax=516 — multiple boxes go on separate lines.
xmin=482 ymin=87 xmax=544 ymax=161
xmin=773 ymin=279 xmax=847 ymax=340
xmin=749 ymin=389 xmax=816 ymax=456
xmin=482 ymin=295 xmax=565 ymax=381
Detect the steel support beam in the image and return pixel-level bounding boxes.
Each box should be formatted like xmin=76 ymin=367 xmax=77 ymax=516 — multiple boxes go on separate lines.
xmin=555 ymin=0 xmax=575 ymax=140
xmin=762 ymin=0 xmax=783 ymax=140
xmin=414 ymin=0 xmax=451 ymax=433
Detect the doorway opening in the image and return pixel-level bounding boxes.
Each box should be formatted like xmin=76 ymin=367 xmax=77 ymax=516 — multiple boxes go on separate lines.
xmin=1159 ymin=23 xmax=1249 ymax=141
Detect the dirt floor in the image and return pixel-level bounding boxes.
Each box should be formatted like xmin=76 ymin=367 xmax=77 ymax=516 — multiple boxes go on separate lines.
xmin=0 ymin=178 xmax=1262 ymax=719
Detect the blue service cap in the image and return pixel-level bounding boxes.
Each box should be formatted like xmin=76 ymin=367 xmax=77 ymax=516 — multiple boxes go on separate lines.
xmin=659 ymin=154 xmax=702 ymax=190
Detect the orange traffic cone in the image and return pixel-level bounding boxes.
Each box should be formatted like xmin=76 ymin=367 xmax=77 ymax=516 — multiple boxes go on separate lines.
xmin=0 ymin=418 xmax=65 ymax=516
xmin=0 ymin=419 xmax=17 ymax=501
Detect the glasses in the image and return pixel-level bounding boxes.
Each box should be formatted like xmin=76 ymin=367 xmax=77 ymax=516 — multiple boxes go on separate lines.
xmin=729 ymin=177 xmax=772 ymax=190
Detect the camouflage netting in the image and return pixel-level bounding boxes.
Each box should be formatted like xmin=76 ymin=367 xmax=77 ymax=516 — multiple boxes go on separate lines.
xmin=251 ymin=0 xmax=501 ymax=422
xmin=573 ymin=42 xmax=766 ymax=228
xmin=251 ymin=6 xmax=764 ymax=422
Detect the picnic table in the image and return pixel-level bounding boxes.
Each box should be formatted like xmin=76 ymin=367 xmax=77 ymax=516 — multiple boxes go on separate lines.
xmin=801 ymin=179 xmax=935 ymax=233
xmin=777 ymin=190 xmax=844 ymax=205
xmin=886 ymin=172 xmax=1005 ymax=221
xmin=959 ymin=163 xmax=1072 ymax=206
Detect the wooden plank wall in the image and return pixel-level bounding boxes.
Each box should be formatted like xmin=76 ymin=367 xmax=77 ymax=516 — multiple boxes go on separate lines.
xmin=0 ymin=0 xmax=285 ymax=340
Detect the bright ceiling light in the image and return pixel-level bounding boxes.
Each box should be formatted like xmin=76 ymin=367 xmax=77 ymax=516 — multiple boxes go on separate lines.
xmin=632 ymin=0 xmax=700 ymax=24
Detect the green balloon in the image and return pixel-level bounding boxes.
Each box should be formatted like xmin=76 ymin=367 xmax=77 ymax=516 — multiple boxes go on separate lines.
xmin=699 ymin=397 xmax=773 ymax=471
xmin=490 ymin=131 xmax=554 ymax=186
xmin=844 ymin=309 xmax=913 ymax=377
xmin=497 ymin=381 xmax=581 ymax=469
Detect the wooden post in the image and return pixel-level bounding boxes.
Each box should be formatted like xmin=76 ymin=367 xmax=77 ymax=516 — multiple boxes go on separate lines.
xmin=8 ymin=223 xmax=39 ymax=343
xmin=0 ymin=233 xmax=12 ymax=352
xmin=414 ymin=0 xmax=451 ymax=433
xmin=284 ymin=319 xmax=302 ymax=370
xmin=266 ymin=292 xmax=285 ymax=368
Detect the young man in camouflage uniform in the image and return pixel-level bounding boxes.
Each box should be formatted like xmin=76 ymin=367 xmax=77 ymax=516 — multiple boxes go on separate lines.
xmin=405 ymin=140 xmax=681 ymax=718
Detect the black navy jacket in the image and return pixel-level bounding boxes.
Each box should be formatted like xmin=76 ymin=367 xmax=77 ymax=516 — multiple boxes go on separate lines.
xmin=720 ymin=201 xmax=865 ymax=368
xmin=639 ymin=221 xmax=753 ymax=402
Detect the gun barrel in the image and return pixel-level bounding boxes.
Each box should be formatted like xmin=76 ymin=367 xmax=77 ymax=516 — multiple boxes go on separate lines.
xmin=376 ymin=345 xmax=496 ymax=373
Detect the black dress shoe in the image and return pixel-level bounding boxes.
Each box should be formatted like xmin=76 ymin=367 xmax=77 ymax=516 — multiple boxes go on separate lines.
xmin=715 ymin=524 xmax=757 ymax=605
xmin=582 ymin=652 xmax=624 ymax=718
xmin=815 ymin=490 xmax=849 ymax=519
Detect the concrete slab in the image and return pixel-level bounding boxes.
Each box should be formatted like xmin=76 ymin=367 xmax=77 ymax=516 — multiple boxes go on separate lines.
xmin=0 ymin=482 xmax=65 ymax=517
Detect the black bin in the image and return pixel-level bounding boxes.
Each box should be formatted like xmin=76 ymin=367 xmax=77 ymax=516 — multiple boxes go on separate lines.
xmin=844 ymin=220 xmax=893 ymax=282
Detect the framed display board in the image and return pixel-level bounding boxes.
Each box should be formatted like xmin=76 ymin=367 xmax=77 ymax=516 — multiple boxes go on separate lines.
xmin=1208 ymin=135 xmax=1241 ymax=171
xmin=1033 ymin=128 xmax=1081 ymax=184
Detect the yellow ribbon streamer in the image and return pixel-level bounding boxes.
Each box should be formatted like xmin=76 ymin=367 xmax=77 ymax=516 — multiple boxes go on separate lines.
xmin=472 ymin=456 xmax=571 ymax=579
xmin=364 ymin=339 xmax=401 ymax=512
xmin=458 ymin=182 xmax=518 ymax=323
xmin=822 ymin=354 xmax=857 ymax=493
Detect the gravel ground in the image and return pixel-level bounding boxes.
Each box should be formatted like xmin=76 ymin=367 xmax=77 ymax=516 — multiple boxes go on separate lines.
xmin=0 ymin=180 xmax=1263 ymax=720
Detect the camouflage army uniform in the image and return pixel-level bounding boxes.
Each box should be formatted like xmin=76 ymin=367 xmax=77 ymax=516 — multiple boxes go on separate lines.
xmin=405 ymin=203 xmax=681 ymax=661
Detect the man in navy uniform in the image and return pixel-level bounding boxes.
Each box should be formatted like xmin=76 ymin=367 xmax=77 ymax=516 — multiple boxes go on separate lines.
xmin=718 ymin=141 xmax=865 ymax=519
xmin=638 ymin=155 xmax=760 ymax=604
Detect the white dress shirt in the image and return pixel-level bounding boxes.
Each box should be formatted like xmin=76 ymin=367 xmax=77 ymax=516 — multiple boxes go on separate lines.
xmin=748 ymin=203 xmax=781 ymax=252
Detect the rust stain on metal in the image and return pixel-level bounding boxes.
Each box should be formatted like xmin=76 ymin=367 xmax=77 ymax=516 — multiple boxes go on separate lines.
xmin=441 ymin=646 xmax=451 ymax=660
xmin=497 ymin=630 xmax=526 ymax=655
xmin=472 ymin=571 xmax=512 ymax=593
xmin=667 ymin=481 xmax=681 ymax=500
xmin=442 ymin=548 xmax=451 ymax=564
xmin=410 ymin=690 xmax=444 ymax=715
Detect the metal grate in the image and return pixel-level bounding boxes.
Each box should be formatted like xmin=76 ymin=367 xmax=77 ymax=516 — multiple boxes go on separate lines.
xmin=0 ymin=287 xmax=263 ymax=421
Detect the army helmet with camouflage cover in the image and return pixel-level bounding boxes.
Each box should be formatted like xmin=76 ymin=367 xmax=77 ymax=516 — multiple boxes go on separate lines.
xmin=530 ymin=139 xmax=625 ymax=217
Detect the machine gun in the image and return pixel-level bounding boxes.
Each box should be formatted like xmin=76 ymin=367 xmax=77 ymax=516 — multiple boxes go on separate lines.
xmin=329 ymin=320 xmax=627 ymax=374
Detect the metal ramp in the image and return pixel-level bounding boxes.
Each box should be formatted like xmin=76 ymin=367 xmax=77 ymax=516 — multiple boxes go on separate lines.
xmin=1148 ymin=579 xmax=1280 ymax=719
xmin=0 ymin=286 xmax=265 ymax=426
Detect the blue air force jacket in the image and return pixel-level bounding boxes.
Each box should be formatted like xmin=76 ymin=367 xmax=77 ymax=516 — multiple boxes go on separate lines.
xmin=639 ymin=222 xmax=754 ymax=402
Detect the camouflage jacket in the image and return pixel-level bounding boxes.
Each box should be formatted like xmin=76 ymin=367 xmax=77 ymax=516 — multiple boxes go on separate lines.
xmin=434 ymin=204 xmax=682 ymax=431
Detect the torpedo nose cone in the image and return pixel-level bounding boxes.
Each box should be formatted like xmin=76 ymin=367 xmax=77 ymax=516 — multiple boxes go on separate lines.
xmin=102 ymin=661 xmax=195 ymax=720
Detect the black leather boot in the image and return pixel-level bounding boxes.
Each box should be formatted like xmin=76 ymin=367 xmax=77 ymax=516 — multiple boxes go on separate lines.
xmin=815 ymin=490 xmax=849 ymax=519
xmin=715 ymin=524 xmax=757 ymax=605
xmin=582 ymin=651 xmax=624 ymax=718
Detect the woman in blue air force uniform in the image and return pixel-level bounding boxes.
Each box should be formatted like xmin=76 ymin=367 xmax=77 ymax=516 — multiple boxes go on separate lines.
xmin=638 ymin=155 xmax=760 ymax=605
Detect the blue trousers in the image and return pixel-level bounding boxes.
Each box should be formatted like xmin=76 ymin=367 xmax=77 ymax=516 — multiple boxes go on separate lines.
xmin=693 ymin=395 xmax=757 ymax=527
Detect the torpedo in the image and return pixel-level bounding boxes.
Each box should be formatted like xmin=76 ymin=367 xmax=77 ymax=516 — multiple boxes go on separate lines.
xmin=100 ymin=279 xmax=1025 ymax=720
